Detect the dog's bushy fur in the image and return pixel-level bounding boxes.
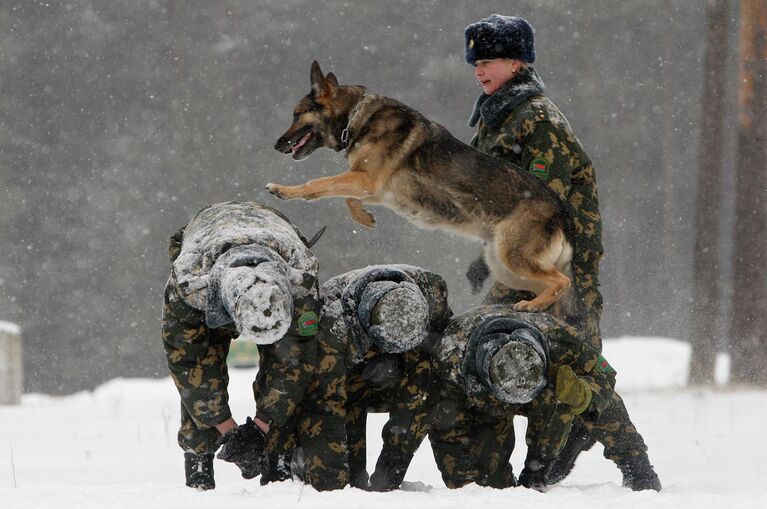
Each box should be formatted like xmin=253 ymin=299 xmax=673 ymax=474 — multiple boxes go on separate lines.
xmin=271 ymin=61 xmax=577 ymax=315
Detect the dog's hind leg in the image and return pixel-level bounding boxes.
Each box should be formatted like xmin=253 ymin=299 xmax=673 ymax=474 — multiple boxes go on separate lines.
xmin=492 ymin=215 xmax=572 ymax=313
xmin=345 ymin=198 xmax=376 ymax=228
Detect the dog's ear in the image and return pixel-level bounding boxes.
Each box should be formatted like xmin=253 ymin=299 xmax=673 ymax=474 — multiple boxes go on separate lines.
xmin=325 ymin=72 xmax=339 ymax=88
xmin=310 ymin=60 xmax=329 ymax=96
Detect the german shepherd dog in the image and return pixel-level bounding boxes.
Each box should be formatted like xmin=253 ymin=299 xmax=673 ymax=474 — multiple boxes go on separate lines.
xmin=270 ymin=61 xmax=576 ymax=314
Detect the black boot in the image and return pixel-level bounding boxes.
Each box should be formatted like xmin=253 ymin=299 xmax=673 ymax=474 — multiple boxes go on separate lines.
xmin=617 ymin=453 xmax=662 ymax=492
xmin=259 ymin=452 xmax=293 ymax=486
xmin=369 ymin=448 xmax=409 ymax=492
xmin=184 ymin=452 xmax=215 ymax=490
xmin=547 ymin=418 xmax=597 ymax=485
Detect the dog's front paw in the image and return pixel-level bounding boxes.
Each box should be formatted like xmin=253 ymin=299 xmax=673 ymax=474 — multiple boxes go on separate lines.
xmin=265 ymin=183 xmax=290 ymax=200
xmin=513 ymin=300 xmax=542 ymax=313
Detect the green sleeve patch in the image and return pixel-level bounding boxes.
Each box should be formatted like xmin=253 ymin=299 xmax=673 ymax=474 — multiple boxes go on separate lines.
xmin=297 ymin=311 xmax=319 ymax=336
xmin=529 ymin=156 xmax=550 ymax=181
xmin=595 ymin=354 xmax=616 ymax=374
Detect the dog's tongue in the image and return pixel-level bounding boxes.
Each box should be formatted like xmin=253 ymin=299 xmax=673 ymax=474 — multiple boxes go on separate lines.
xmin=291 ymin=132 xmax=312 ymax=154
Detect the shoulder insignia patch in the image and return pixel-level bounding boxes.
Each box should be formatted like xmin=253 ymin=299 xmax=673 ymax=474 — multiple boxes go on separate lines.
xmin=595 ymin=354 xmax=616 ymax=374
xmin=297 ymin=311 xmax=319 ymax=336
xmin=529 ymin=157 xmax=550 ymax=180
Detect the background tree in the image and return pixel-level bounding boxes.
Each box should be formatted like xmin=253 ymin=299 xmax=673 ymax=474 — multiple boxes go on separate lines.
xmin=730 ymin=0 xmax=767 ymax=385
xmin=689 ymin=0 xmax=731 ymax=385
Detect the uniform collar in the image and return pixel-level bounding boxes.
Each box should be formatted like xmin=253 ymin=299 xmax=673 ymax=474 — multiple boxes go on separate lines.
xmin=468 ymin=66 xmax=546 ymax=128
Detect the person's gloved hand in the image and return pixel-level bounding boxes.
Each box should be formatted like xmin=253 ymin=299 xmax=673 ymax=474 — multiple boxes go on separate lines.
xmin=518 ymin=458 xmax=552 ymax=491
xmin=466 ymin=255 xmax=490 ymax=294
xmin=216 ymin=417 xmax=267 ymax=479
xmin=555 ymin=365 xmax=593 ymax=415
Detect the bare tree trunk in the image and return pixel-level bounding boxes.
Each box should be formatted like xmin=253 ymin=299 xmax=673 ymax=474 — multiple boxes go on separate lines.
xmin=730 ymin=0 xmax=767 ymax=385
xmin=689 ymin=0 xmax=730 ymax=385
xmin=660 ymin=8 xmax=676 ymax=264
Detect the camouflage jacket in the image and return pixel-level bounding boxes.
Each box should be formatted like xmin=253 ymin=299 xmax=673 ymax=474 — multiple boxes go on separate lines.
xmin=469 ymin=67 xmax=604 ymax=270
xmin=431 ymin=306 xmax=614 ymax=463
xmin=163 ymin=202 xmax=321 ymax=431
xmin=320 ymin=265 xmax=453 ymax=485
xmin=433 ymin=306 xmax=613 ymax=420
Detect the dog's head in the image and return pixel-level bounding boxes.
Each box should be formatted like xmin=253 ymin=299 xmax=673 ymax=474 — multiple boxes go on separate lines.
xmin=274 ymin=61 xmax=366 ymax=160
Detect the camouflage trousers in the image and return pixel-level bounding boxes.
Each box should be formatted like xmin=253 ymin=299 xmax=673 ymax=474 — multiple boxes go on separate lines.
xmin=174 ymin=335 xmax=231 ymax=454
xmin=259 ymin=327 xmax=350 ymax=491
xmin=261 ymin=409 xmax=349 ymax=491
xmin=429 ymin=379 xmax=576 ymax=489
xmin=173 ymin=336 xmax=324 ymax=456
xmin=345 ymin=356 xmax=433 ymax=489
xmin=163 ymin=272 xmax=236 ymax=454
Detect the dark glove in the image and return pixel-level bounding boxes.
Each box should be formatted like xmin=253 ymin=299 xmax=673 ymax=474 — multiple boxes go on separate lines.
xmin=466 ymin=255 xmax=490 ymax=294
xmin=518 ymin=457 xmax=553 ymax=492
xmin=216 ymin=417 xmax=267 ymax=479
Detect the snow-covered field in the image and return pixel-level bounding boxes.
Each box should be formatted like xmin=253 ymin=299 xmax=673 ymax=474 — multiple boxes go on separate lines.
xmin=1 ymin=337 xmax=765 ymax=509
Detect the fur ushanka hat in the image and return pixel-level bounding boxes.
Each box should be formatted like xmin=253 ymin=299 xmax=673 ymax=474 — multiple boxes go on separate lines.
xmin=465 ymin=14 xmax=536 ymax=65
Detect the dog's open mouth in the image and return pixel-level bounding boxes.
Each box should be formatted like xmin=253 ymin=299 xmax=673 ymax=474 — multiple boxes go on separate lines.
xmin=291 ymin=131 xmax=314 ymax=155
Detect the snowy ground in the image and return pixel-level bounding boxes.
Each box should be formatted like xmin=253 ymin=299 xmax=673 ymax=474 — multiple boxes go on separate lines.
xmin=1 ymin=337 xmax=765 ymax=509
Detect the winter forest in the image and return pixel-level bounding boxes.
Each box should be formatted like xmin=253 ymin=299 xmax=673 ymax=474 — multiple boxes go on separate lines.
xmin=0 ymin=0 xmax=766 ymax=507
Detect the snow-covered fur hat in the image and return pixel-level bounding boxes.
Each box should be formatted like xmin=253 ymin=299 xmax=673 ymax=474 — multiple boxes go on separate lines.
xmin=465 ymin=14 xmax=536 ymax=65
xmin=172 ymin=201 xmax=319 ymax=344
xmin=436 ymin=307 xmax=549 ymax=404
xmin=471 ymin=324 xmax=547 ymax=404
xmin=206 ymin=245 xmax=293 ymax=343
xmin=341 ymin=267 xmax=429 ymax=354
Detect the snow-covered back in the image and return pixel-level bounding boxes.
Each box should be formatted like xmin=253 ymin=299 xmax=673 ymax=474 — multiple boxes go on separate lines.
xmin=172 ymin=202 xmax=319 ymax=310
xmin=320 ymin=264 xmax=427 ymax=300
xmin=320 ymin=264 xmax=433 ymax=356
xmin=169 ymin=202 xmax=320 ymax=343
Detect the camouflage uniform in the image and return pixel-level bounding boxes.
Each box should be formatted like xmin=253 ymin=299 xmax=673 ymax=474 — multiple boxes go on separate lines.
xmin=470 ymin=66 xmax=603 ymax=347
xmin=469 ymin=67 xmax=652 ymax=474
xmin=255 ymin=315 xmax=350 ymax=491
xmin=162 ymin=202 xmax=322 ymax=462
xmin=323 ymin=265 xmax=452 ymax=490
xmin=429 ymin=306 xmax=620 ymax=488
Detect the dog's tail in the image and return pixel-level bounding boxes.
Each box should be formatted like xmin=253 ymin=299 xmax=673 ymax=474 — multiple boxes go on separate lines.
xmin=551 ymin=204 xmax=586 ymax=323
xmin=552 ymin=262 xmax=585 ymax=325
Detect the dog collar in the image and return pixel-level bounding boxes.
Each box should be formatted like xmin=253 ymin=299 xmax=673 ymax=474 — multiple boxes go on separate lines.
xmin=340 ymin=94 xmax=368 ymax=151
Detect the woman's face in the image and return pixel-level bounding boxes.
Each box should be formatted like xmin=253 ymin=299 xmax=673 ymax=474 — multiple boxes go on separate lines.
xmin=473 ymin=58 xmax=520 ymax=95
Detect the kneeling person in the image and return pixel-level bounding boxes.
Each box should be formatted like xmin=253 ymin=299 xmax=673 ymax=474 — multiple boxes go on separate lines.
xmin=275 ymin=265 xmax=451 ymax=491
xmin=332 ymin=265 xmax=451 ymax=491
xmin=429 ymin=306 xmax=612 ymax=490
xmin=162 ymin=201 xmax=322 ymax=490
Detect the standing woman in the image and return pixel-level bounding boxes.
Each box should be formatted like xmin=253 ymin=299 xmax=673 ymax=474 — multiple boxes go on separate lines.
xmin=463 ymin=15 xmax=661 ymax=490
